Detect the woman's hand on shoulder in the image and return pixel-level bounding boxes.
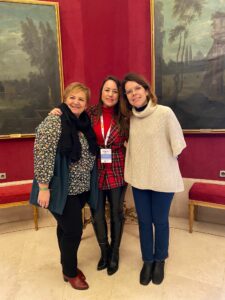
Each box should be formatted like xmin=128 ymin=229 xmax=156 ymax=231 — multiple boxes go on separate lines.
xmin=49 ymin=108 xmax=62 ymax=116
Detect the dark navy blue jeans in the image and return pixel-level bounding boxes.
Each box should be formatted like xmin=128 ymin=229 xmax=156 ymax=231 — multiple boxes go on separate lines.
xmin=132 ymin=187 xmax=174 ymax=262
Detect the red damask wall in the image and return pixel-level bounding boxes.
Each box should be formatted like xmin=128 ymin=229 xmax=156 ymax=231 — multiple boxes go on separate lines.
xmin=0 ymin=0 xmax=224 ymax=182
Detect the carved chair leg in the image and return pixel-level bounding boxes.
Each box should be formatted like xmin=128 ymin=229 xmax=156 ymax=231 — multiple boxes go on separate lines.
xmin=82 ymin=207 xmax=86 ymax=229
xmin=194 ymin=205 xmax=199 ymax=220
xmin=82 ymin=205 xmax=92 ymax=229
xmin=189 ymin=202 xmax=194 ymax=233
xmin=33 ymin=205 xmax=38 ymax=231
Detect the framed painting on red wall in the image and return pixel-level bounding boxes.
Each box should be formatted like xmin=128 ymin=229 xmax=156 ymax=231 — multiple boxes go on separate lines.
xmin=151 ymin=0 xmax=225 ymax=133
xmin=0 ymin=0 xmax=64 ymax=139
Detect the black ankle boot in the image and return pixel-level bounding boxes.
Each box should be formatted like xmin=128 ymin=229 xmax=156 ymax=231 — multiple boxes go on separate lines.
xmin=140 ymin=262 xmax=154 ymax=285
xmin=107 ymin=248 xmax=119 ymax=275
xmin=97 ymin=243 xmax=110 ymax=270
xmin=152 ymin=261 xmax=165 ymax=285
xmin=107 ymin=216 xmax=124 ymax=276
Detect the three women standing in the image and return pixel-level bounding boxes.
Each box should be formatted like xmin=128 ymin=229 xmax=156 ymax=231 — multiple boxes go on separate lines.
xmin=48 ymin=73 xmax=186 ymax=287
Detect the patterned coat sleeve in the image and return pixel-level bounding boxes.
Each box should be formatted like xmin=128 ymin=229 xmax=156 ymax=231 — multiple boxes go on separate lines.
xmin=34 ymin=115 xmax=61 ymax=184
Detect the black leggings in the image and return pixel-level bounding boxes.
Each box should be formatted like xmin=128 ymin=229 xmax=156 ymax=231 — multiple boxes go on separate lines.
xmin=91 ymin=186 xmax=126 ymax=248
xmin=51 ymin=192 xmax=88 ymax=277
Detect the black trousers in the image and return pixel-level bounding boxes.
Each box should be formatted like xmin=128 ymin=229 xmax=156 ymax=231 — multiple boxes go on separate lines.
xmin=51 ymin=192 xmax=88 ymax=277
xmin=91 ymin=186 xmax=126 ymax=248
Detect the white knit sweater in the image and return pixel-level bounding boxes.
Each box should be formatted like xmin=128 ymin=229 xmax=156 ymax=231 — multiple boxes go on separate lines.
xmin=125 ymin=101 xmax=186 ymax=192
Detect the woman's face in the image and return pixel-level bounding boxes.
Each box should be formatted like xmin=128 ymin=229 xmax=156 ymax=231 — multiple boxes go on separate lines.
xmin=125 ymin=81 xmax=148 ymax=108
xmin=65 ymin=89 xmax=87 ymax=117
xmin=101 ymin=80 xmax=119 ymax=108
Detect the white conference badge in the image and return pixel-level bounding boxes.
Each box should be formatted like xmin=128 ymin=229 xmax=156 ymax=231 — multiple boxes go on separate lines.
xmin=100 ymin=148 xmax=112 ymax=163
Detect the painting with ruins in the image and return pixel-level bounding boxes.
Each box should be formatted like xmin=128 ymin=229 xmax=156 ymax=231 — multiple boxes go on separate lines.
xmin=153 ymin=0 xmax=225 ymax=130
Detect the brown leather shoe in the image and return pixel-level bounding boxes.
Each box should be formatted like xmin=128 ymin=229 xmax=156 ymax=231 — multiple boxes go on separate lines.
xmin=63 ymin=274 xmax=89 ymax=290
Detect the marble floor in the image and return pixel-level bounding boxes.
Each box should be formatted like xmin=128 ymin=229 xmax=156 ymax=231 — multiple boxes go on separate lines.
xmin=0 ymin=211 xmax=225 ymax=300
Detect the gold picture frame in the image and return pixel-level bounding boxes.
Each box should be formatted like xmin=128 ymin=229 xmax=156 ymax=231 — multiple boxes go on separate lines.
xmin=0 ymin=0 xmax=64 ymax=139
xmin=151 ymin=0 xmax=225 ymax=133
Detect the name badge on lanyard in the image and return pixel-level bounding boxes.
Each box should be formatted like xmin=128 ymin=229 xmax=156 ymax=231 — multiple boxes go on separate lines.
xmin=100 ymin=115 xmax=112 ymax=163
xmin=100 ymin=148 xmax=112 ymax=163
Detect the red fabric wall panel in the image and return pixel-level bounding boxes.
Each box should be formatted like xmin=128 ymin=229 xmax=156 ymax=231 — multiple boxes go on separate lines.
xmin=79 ymin=0 xmax=151 ymax=102
xmin=57 ymin=0 xmax=86 ymax=85
xmin=179 ymin=135 xmax=225 ymax=182
xmin=126 ymin=0 xmax=151 ymax=81
xmin=0 ymin=139 xmax=34 ymax=182
xmin=0 ymin=0 xmax=225 ymax=182
xmin=80 ymin=0 xmax=129 ymax=102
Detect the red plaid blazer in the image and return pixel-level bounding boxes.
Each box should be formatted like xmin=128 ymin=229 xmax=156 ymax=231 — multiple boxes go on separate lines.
xmin=87 ymin=105 xmax=127 ymax=190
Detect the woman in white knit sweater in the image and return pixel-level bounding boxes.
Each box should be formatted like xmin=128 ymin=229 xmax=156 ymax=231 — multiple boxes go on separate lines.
xmin=121 ymin=73 xmax=186 ymax=286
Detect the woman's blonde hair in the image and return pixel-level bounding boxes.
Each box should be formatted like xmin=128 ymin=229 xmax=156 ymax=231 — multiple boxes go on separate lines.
xmin=63 ymin=82 xmax=91 ymax=103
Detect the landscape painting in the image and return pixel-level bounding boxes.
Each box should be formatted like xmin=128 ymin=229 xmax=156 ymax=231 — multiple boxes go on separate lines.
xmin=0 ymin=0 xmax=63 ymax=138
xmin=153 ymin=0 xmax=225 ymax=131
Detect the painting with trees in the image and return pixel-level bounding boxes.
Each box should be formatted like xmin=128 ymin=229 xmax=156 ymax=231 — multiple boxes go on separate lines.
xmin=0 ymin=0 xmax=63 ymax=138
xmin=153 ymin=0 xmax=225 ymax=131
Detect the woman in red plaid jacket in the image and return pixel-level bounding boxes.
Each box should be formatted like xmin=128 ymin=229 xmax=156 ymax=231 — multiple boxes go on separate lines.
xmin=87 ymin=76 xmax=128 ymax=276
xmin=50 ymin=76 xmax=128 ymax=276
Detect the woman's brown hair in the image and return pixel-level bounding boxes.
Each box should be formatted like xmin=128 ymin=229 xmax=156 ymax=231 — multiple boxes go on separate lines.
xmin=120 ymin=73 xmax=157 ymax=118
xmin=95 ymin=75 xmax=128 ymax=135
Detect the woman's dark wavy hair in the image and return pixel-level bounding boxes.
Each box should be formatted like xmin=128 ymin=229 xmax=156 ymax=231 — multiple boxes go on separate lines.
xmin=120 ymin=73 xmax=157 ymax=118
xmin=95 ymin=75 xmax=128 ymax=135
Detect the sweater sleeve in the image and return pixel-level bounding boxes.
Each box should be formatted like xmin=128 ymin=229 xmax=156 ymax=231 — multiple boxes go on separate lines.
xmin=167 ymin=108 xmax=186 ymax=157
xmin=34 ymin=115 xmax=61 ymax=184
